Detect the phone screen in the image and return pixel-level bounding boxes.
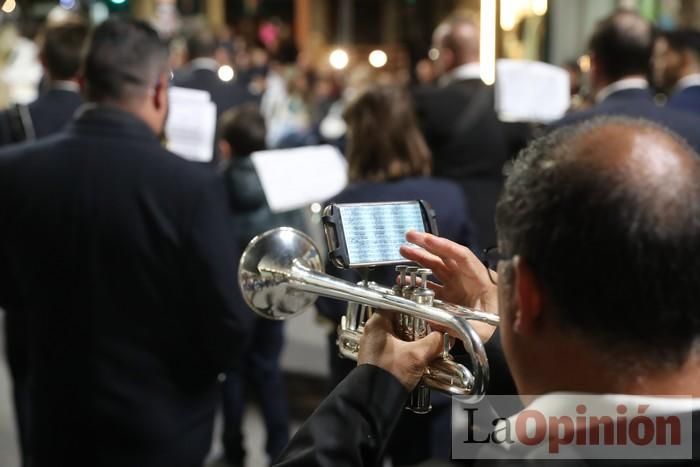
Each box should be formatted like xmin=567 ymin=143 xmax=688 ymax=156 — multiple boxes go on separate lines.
xmin=337 ymin=202 xmax=427 ymax=266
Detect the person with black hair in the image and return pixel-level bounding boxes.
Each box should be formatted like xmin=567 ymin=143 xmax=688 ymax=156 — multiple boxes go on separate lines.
xmin=0 ymin=19 xmax=90 ymax=466
xmin=653 ymin=28 xmax=700 ymax=116
xmin=172 ymin=29 xmax=258 ymax=162
xmin=216 ymin=103 xmax=294 ymax=467
xmin=552 ymin=10 xmax=700 ymax=153
xmin=270 ymin=117 xmax=700 ymax=466
xmin=0 ymin=18 xmax=252 ymax=467
xmin=0 ymin=20 xmax=88 ymax=147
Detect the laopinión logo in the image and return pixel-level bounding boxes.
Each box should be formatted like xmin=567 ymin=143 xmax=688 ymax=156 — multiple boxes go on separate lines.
xmin=450 ymin=394 xmax=696 ymax=460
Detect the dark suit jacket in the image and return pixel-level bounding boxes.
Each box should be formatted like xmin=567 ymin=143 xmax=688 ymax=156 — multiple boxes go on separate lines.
xmin=552 ymin=88 xmax=700 ymax=154
xmin=413 ymin=80 xmax=529 ymax=248
xmin=315 ymin=177 xmax=476 ymax=325
xmin=0 ymin=88 xmax=82 ymax=146
xmin=0 ymin=106 xmax=252 ymax=467
xmin=172 ymin=66 xmax=257 ymax=117
xmin=667 ymin=85 xmax=700 ymax=118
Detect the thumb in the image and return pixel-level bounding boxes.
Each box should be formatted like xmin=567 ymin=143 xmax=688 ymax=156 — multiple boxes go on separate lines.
xmin=411 ymin=331 xmax=445 ymax=366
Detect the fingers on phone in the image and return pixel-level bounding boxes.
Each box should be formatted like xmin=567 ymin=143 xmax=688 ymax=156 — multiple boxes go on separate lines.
xmin=407 ymin=231 xmax=482 ymax=270
xmin=399 ymin=244 xmax=449 ymax=278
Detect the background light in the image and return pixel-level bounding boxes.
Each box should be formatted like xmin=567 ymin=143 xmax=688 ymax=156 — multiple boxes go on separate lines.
xmin=368 ymin=50 xmax=388 ymax=68
xmin=531 ymin=0 xmax=548 ymax=16
xmin=428 ymin=48 xmax=440 ymax=61
xmin=218 ymin=65 xmax=235 ymax=82
xmin=59 ymin=0 xmax=76 ymax=9
xmin=1 ymin=0 xmax=16 ymax=13
xmin=578 ymin=54 xmax=591 ymax=73
xmin=480 ymin=0 xmax=497 ymax=85
xmin=329 ymin=49 xmax=349 ymax=70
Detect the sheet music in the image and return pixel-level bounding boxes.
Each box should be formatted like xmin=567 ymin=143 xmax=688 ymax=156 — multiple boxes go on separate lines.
xmin=165 ymin=87 xmax=217 ymax=162
xmin=339 ymin=203 xmax=426 ymax=265
xmin=251 ymin=145 xmax=348 ymax=213
xmin=495 ymin=59 xmax=571 ymax=123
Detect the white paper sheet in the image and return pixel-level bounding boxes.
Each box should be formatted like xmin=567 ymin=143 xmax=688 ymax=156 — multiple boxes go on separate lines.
xmin=165 ymin=87 xmax=217 ymax=162
xmin=495 ymin=59 xmax=571 ymax=123
xmin=251 ymin=145 xmax=348 ymax=213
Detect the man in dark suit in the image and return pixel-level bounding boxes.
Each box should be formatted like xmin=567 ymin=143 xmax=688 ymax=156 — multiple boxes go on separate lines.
xmin=413 ymin=15 xmax=529 ymax=249
xmin=271 ymin=117 xmax=700 ymax=466
xmin=653 ymin=28 xmax=700 ymax=117
xmin=0 ymin=19 xmax=89 ymax=466
xmin=172 ymin=30 xmax=257 ymax=163
xmin=173 ymin=29 xmax=257 ymax=118
xmin=0 ymin=21 xmax=87 ymax=146
xmin=553 ymin=10 xmax=700 ymax=154
xmin=0 ymin=19 xmax=251 ymax=467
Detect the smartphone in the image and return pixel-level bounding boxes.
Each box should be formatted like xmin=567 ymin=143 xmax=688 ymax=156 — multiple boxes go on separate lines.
xmin=322 ymin=200 xmax=439 ymax=269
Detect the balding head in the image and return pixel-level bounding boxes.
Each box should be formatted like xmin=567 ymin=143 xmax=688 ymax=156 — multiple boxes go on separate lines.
xmin=497 ymin=117 xmax=700 ymax=369
xmin=589 ymin=9 xmax=653 ymax=87
xmin=432 ymin=15 xmax=479 ymax=74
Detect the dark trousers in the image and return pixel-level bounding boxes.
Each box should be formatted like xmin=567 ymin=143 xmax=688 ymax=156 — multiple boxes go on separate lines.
xmin=4 ymin=312 xmax=33 ymax=467
xmin=221 ymin=318 xmax=290 ymax=464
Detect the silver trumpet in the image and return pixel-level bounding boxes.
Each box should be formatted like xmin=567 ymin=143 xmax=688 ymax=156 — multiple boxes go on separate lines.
xmin=238 ymin=228 xmax=499 ymax=410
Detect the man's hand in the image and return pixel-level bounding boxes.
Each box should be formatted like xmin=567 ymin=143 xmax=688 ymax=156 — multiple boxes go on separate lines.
xmin=400 ymin=231 xmax=499 ymax=342
xmin=358 ymin=311 xmax=444 ymax=392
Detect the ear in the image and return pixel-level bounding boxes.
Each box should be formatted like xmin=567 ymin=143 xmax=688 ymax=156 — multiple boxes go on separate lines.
xmin=512 ymin=256 xmax=543 ymax=336
xmin=39 ymin=51 xmax=48 ymax=71
xmin=152 ymin=73 xmax=169 ymax=111
xmin=77 ymin=75 xmax=86 ymax=94
xmin=218 ymin=140 xmax=233 ymax=161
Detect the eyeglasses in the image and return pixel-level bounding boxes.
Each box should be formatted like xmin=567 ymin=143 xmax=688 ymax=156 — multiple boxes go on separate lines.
xmin=482 ymin=246 xmax=508 ymax=285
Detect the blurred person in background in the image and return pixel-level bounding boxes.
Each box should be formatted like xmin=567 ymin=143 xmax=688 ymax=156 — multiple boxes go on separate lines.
xmin=173 ymin=29 xmax=257 ymax=118
xmin=0 ymin=18 xmax=252 ymax=467
xmin=173 ymin=29 xmax=257 ymax=163
xmin=413 ymin=14 xmax=530 ymax=249
xmin=553 ymin=9 xmax=700 ymax=153
xmin=415 ymin=58 xmax=435 ymax=85
xmin=653 ymin=28 xmax=700 ymax=116
xmin=263 ymin=66 xmax=314 ymax=148
xmin=0 ymin=20 xmax=88 ymax=147
xmin=216 ymin=104 xmax=297 ymax=467
xmin=0 ymin=19 xmax=89 ymax=464
xmin=316 ymin=85 xmax=476 ymax=465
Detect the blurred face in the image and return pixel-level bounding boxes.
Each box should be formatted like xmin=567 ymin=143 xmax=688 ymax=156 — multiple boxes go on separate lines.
xmin=653 ymin=37 xmax=684 ymax=91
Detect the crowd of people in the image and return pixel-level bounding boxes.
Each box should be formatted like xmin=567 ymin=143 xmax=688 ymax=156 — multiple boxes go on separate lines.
xmin=0 ymin=5 xmax=698 ymax=467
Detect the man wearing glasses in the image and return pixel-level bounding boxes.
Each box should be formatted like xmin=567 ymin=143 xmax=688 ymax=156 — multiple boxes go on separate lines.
xmin=273 ymin=117 xmax=700 ymax=466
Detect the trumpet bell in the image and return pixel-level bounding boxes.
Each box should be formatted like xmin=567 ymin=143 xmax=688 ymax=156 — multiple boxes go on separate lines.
xmin=238 ymin=228 xmax=324 ymax=320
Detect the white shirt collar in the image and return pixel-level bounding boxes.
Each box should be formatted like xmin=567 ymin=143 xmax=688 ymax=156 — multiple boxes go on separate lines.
xmin=595 ymin=77 xmax=649 ymax=103
xmin=50 ymin=80 xmax=80 ymax=93
xmin=675 ymin=73 xmax=700 ymax=92
xmin=439 ymin=62 xmax=482 ymax=87
xmin=190 ymin=57 xmax=219 ymax=72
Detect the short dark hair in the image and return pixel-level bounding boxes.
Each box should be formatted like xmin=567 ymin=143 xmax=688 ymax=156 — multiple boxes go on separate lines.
xmin=343 ymin=85 xmax=431 ymax=182
xmin=219 ymin=104 xmax=267 ymax=156
xmin=186 ymin=30 xmax=217 ymax=60
xmin=661 ymin=28 xmax=700 ymax=59
xmin=41 ymin=21 xmax=89 ymax=80
xmin=83 ymin=18 xmax=169 ymax=102
xmin=496 ymin=117 xmax=700 ymax=368
xmin=589 ymin=9 xmax=654 ymax=82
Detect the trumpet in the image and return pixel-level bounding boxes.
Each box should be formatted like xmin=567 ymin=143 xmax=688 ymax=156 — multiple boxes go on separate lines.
xmin=238 ymin=228 xmax=499 ymax=411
